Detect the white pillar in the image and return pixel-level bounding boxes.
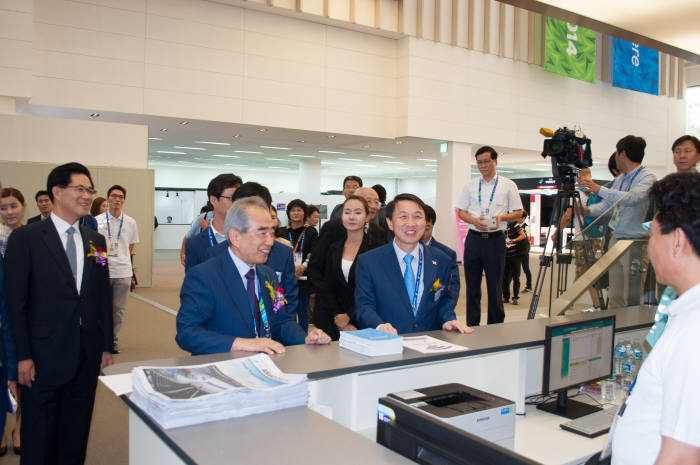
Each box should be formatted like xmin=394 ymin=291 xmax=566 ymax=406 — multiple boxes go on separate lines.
xmin=299 ymin=158 xmax=321 ymax=200
xmin=435 ymin=142 xmax=472 ymax=260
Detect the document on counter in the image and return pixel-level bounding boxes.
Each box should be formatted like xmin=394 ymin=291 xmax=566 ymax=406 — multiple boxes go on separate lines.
xmin=99 ymin=373 xmax=133 ymax=396
xmin=402 ymin=335 xmax=468 ymax=354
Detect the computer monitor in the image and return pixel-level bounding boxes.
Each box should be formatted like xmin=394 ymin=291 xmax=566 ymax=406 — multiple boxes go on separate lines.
xmin=539 ymin=315 xmax=615 ymax=419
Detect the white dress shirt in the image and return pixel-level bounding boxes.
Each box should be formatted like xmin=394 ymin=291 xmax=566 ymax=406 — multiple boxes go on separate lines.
xmin=455 ymin=175 xmax=523 ymax=231
xmin=228 ymin=247 xmax=259 ymax=301
xmin=51 ymin=212 xmax=84 ymax=292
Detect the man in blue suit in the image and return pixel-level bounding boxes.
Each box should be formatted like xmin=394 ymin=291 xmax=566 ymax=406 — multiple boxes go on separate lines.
xmin=184 ymin=173 xmax=242 ymax=272
xmin=354 ymin=194 xmax=472 ymax=335
xmin=176 ymin=197 xmax=331 ymax=355
xmin=204 ymin=182 xmax=298 ymax=318
xmin=421 ymin=204 xmax=460 ymax=313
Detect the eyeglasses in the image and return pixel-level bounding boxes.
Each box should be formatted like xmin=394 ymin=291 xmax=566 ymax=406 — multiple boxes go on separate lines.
xmin=218 ymin=195 xmax=234 ymax=201
xmin=476 ymin=159 xmax=493 ymax=166
xmin=109 ymin=194 xmax=125 ymax=200
xmin=63 ymin=185 xmax=96 ymax=195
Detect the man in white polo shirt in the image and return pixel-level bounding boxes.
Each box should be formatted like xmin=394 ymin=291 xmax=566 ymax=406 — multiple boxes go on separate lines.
xmin=456 ymin=146 xmax=522 ymax=326
xmin=610 ymin=172 xmax=700 ymax=464
xmin=96 ymin=184 xmax=139 ymax=354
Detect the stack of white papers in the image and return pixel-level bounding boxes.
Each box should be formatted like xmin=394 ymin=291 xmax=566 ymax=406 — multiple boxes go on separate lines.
xmin=339 ymin=328 xmax=404 ymax=356
xmin=130 ymin=353 xmax=307 ymax=429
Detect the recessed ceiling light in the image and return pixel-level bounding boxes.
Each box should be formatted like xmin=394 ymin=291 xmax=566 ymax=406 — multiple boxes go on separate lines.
xmin=234 ymin=150 xmax=263 ymax=154
xmin=213 ymin=154 xmax=241 ymax=158
xmin=419 ymin=150 xmax=424 ymax=153
xmin=384 ymin=161 xmax=405 ymax=165
xmin=160 ymin=128 xmax=168 ymax=132
xmin=424 ymin=164 xmax=437 ymax=167
xmin=297 ymin=139 xmax=305 ymax=143
xmin=338 ymin=158 xmax=361 ymax=161
xmin=233 ymin=134 xmax=241 ymax=138
xmin=268 ymin=166 xmax=285 ymax=169
xmin=90 ymin=113 xmax=100 ymax=118
xmin=288 ymin=154 xmax=314 ymax=158
xmin=157 ymin=151 xmax=186 ymax=154
xmin=327 ymin=135 xmax=336 ymax=139
xmin=265 ymin=158 xmax=289 ymax=161
xmin=536 ymin=163 xmax=550 ymax=166
xmin=318 ymin=150 xmax=347 ymax=154
xmin=179 ymin=120 xmax=189 ymax=125
xmin=174 ymin=146 xmax=206 ymax=151
xmin=369 ymin=154 xmax=395 ymax=158
xmin=196 ymin=141 xmax=231 ymax=146
xmin=417 ymin=158 xmax=437 ymax=162
xmin=321 ymin=161 xmax=336 ymax=165
xmin=394 ymin=140 xmax=403 ymax=145
xmin=148 ymin=137 xmax=163 ymax=140
xmin=258 ymin=128 xmax=267 ymax=132
xmin=260 ymin=146 xmax=291 ymax=150
xmin=193 ymin=157 xmax=214 ymax=161
xmin=224 ymin=163 xmax=248 ymax=167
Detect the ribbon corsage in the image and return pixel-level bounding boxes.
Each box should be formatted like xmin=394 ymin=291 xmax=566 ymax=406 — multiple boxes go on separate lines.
xmin=429 ymin=278 xmax=445 ymax=293
xmin=265 ymin=281 xmax=287 ymax=313
xmin=87 ymin=243 xmax=108 ymax=267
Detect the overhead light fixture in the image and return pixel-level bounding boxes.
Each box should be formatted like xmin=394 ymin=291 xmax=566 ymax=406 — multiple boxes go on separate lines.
xmin=196 ymin=141 xmax=231 ymax=146
xmin=174 ymin=146 xmax=206 ymax=151
xmin=258 ymin=128 xmax=267 ymax=132
xmin=338 ymin=158 xmax=361 ymax=161
xmin=417 ymin=158 xmax=437 ymax=162
xmin=265 ymin=158 xmax=288 ymax=161
xmin=224 ymin=163 xmax=248 ymax=167
xmin=148 ymin=137 xmax=162 ymax=141
xmin=233 ymin=134 xmax=241 ymax=138
xmin=297 ymin=139 xmax=305 ymax=143
xmin=157 ymin=151 xmax=187 ymax=154
xmin=268 ymin=166 xmax=285 ymax=169
xmin=424 ymin=164 xmax=437 ymax=167
xmin=179 ymin=121 xmax=189 ymax=125
xmin=327 ymin=135 xmax=336 ymax=139
xmin=321 ymin=161 xmax=336 ymax=165
xmin=369 ymin=154 xmax=394 ymax=158
xmin=318 ymin=150 xmax=347 ymax=154
xmin=355 ymin=164 xmax=376 ymax=168
xmin=260 ymin=146 xmax=291 ymax=150
xmin=384 ymin=161 xmax=405 ymax=165
xmin=160 ymin=128 xmax=168 ymax=132
xmin=234 ymin=150 xmax=263 ymax=154
xmin=288 ymin=154 xmax=314 ymax=158
xmin=395 ymin=139 xmax=403 ymax=145
xmin=213 ymin=154 xmax=241 ymax=158
xmin=89 ymin=113 xmax=100 ymax=118
xmin=535 ymin=163 xmax=550 ymax=166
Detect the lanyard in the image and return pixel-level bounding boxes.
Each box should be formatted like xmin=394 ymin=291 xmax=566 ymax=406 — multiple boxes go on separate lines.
xmin=288 ymin=228 xmax=306 ymax=255
xmin=250 ymin=278 xmax=271 ymax=339
xmin=409 ymin=247 xmax=423 ymax=313
xmin=106 ymin=212 xmax=123 ymax=241
xmin=207 ymin=226 xmax=216 ymax=247
xmin=478 ymin=176 xmax=499 ymax=215
xmin=619 ymin=167 xmax=642 ymax=192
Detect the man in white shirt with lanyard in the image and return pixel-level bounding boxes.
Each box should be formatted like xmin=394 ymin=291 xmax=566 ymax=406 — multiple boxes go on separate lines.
xmin=96 ymin=184 xmax=139 ymax=354
xmin=608 ymin=172 xmax=700 ymax=465
xmin=456 ymin=146 xmax=523 ymax=326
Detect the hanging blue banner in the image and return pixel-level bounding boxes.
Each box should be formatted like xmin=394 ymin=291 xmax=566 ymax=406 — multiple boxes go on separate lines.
xmin=612 ymin=38 xmax=659 ymax=95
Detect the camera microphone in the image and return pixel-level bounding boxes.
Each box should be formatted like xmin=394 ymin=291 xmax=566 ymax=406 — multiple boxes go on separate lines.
xmin=539 ymin=127 xmax=555 ymax=137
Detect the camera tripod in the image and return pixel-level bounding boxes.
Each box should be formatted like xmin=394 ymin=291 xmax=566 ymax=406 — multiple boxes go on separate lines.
xmin=526 ymin=175 xmax=606 ymax=320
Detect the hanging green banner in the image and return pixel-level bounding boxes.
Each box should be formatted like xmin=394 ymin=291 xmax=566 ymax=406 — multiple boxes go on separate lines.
xmin=544 ymin=17 xmax=596 ymax=83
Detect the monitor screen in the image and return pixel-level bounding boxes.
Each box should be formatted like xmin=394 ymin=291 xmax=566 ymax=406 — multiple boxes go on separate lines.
xmin=543 ymin=315 xmax=615 ymax=394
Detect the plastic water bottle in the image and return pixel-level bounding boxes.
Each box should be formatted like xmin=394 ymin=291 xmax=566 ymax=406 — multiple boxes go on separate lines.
xmin=620 ymin=349 xmax=637 ymax=394
xmin=632 ymin=339 xmax=644 ymax=372
xmin=613 ymin=341 xmax=626 ymax=384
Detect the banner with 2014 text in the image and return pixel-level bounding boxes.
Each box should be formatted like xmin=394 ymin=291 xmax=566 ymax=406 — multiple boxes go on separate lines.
xmin=612 ymin=37 xmax=659 ymax=95
xmin=544 ymin=17 xmax=596 ymax=83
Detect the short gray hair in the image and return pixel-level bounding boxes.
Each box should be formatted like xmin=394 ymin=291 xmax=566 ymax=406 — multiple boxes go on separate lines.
xmin=225 ymin=197 xmax=270 ymax=234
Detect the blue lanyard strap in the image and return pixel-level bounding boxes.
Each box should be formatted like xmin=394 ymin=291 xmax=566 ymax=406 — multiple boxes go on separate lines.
xmin=288 ymin=228 xmax=306 ymax=254
xmin=207 ymin=226 xmax=216 ymax=247
xmin=410 ymin=248 xmax=423 ymax=312
xmin=620 ymin=167 xmax=642 ymax=192
xmin=478 ymin=176 xmax=499 ymax=215
xmin=250 ymin=277 xmax=271 ymax=338
xmin=106 ymin=212 xmax=124 ymax=240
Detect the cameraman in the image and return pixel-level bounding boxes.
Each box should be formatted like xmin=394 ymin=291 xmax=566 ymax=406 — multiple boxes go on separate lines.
xmin=579 ymin=135 xmax=656 ymax=308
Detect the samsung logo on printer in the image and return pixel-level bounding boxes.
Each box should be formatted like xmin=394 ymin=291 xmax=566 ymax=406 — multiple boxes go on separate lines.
xmin=476 ymin=416 xmax=490 ymax=422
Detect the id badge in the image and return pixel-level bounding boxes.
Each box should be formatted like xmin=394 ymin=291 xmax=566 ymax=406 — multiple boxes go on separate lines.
xmin=108 ymin=241 xmax=119 ymax=257
xmin=294 ymin=252 xmax=303 ymax=267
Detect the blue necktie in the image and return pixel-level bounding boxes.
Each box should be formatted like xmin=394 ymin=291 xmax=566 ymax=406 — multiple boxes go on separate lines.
xmin=245 ymin=269 xmax=262 ymax=337
xmin=403 ymin=254 xmax=416 ymax=316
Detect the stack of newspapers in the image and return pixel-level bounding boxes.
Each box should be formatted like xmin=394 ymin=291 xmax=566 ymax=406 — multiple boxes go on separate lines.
xmin=339 ymin=328 xmax=404 ymax=356
xmin=130 ymin=353 xmax=307 ymax=429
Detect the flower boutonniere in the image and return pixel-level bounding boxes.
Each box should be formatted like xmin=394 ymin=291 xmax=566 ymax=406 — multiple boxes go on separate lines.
xmin=87 ymin=242 xmax=108 ymax=267
xmin=265 ymin=281 xmax=287 ymax=313
xmin=429 ymin=278 xmax=445 ymax=293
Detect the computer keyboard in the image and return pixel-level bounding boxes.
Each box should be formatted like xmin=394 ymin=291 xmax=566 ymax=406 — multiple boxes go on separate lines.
xmin=560 ymin=407 xmax=617 ymax=438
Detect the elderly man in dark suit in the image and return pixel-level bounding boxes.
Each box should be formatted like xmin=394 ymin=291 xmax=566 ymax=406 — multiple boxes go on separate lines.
xmin=176 ymin=197 xmax=331 ymax=355
xmin=354 ymin=194 xmax=472 ymax=336
xmin=4 ymin=162 xmax=113 ymax=465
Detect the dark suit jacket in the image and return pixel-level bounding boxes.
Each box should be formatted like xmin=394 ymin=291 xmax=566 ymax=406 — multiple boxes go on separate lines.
xmin=81 ymin=214 xmax=98 ymax=231
xmin=354 ymin=242 xmax=457 ymax=334
xmin=4 ymin=220 xmax=112 ymax=385
xmin=428 ymin=238 xmax=461 ymax=313
xmin=0 ymin=260 xmax=17 ymax=429
xmin=314 ymin=232 xmax=383 ymax=340
xmin=185 ymin=227 xmax=219 ymax=272
xmin=27 ymin=214 xmax=43 ymax=224
xmin=175 ymin=253 xmax=306 ymax=355
xmin=205 ymin=240 xmax=299 ymax=318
